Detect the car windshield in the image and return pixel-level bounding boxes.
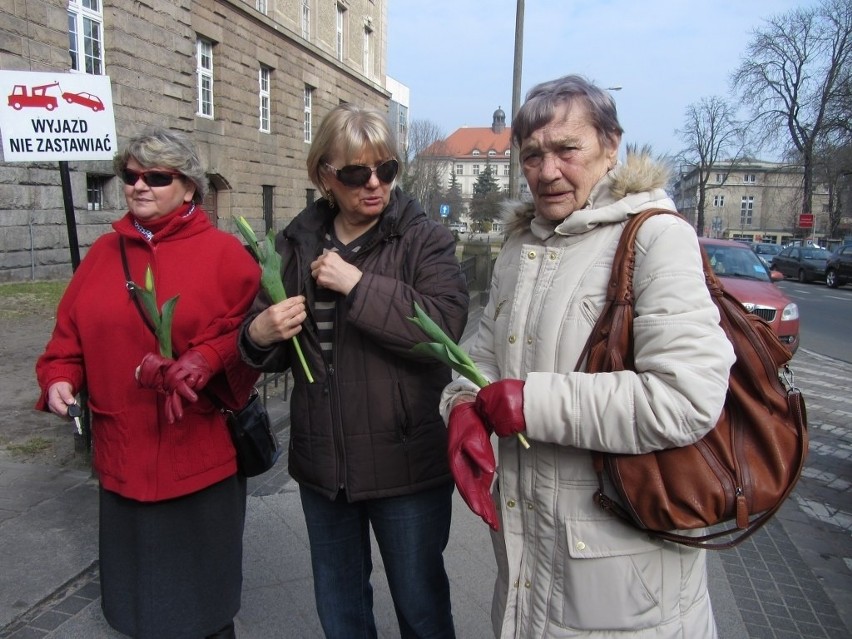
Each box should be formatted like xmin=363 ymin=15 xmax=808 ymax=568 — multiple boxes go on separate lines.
xmin=801 ymin=248 xmax=829 ymax=259
xmin=755 ymin=244 xmax=781 ymax=255
xmin=705 ymin=246 xmax=771 ymax=281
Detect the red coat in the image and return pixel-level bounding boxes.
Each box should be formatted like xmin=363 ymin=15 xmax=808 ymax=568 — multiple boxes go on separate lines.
xmin=36 ymin=205 xmax=261 ymax=501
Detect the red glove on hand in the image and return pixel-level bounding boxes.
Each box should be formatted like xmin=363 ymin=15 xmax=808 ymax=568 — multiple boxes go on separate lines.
xmin=447 ymin=402 xmax=499 ymax=531
xmin=161 ymin=350 xmax=214 ymax=423
xmin=136 ymin=352 xmax=185 ymax=424
xmin=475 ymin=379 xmax=527 ymax=438
xmin=136 ymin=352 xmax=174 ymax=393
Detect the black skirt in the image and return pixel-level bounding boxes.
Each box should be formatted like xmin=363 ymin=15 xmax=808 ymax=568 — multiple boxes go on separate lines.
xmin=99 ymin=474 xmax=247 ymax=639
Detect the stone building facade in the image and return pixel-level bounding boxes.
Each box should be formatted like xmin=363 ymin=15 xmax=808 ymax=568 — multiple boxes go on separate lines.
xmin=0 ymin=0 xmax=389 ymax=281
xmin=672 ymin=160 xmax=832 ymax=244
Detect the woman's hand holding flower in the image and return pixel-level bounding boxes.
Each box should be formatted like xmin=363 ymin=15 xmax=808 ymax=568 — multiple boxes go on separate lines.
xmin=475 ymin=379 xmax=527 ymax=438
xmin=248 ymin=296 xmax=307 ymax=348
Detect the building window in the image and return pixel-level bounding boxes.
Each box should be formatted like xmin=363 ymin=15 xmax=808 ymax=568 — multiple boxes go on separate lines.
xmin=743 ymin=174 xmax=756 ymax=183
xmin=306 ymin=188 xmax=316 ymax=207
xmin=336 ymin=4 xmax=346 ymax=61
xmin=713 ymin=194 xmax=725 ymax=207
xmin=455 ymin=164 xmax=463 ymax=175
xmin=503 ymin=164 xmax=510 ymax=176
xmin=504 ymin=150 xmax=511 ymax=156
xmin=473 ymin=164 xmax=480 ymax=176
xmin=262 ymin=185 xmax=274 ymax=232
xmin=196 ymin=38 xmax=214 ymax=118
xmin=304 ymin=85 xmax=313 ymax=143
xmin=488 ymin=150 xmax=496 ymax=156
xmin=301 ymin=0 xmax=311 ymax=38
xmin=258 ymin=66 xmax=271 ymax=133
xmin=396 ymin=104 xmax=408 ymax=149
xmin=86 ymin=175 xmax=105 ymax=210
xmin=68 ymin=0 xmax=104 ymax=74
xmin=740 ymin=196 xmax=754 ymax=227
xmin=255 ymin=0 xmax=267 ymax=14
xmin=472 ymin=150 xmax=480 ymax=156
xmin=362 ymin=27 xmax=373 ymax=78
xmin=715 ymin=173 xmax=724 ymax=183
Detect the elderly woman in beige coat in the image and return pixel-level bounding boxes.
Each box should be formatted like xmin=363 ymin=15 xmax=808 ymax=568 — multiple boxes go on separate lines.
xmin=441 ymin=74 xmax=735 ymax=638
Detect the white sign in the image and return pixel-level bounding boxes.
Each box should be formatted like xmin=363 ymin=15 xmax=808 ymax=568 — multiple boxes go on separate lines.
xmin=0 ymin=70 xmax=117 ymax=162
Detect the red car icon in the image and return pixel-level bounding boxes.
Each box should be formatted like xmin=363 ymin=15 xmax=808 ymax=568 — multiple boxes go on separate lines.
xmin=62 ymin=91 xmax=105 ymax=112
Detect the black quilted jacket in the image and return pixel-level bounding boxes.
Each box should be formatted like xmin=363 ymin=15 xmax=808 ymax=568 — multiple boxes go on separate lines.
xmin=240 ymin=188 xmax=469 ymax=500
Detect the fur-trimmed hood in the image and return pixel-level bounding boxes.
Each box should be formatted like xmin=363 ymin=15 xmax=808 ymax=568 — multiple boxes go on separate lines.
xmin=501 ymin=150 xmax=674 ymax=237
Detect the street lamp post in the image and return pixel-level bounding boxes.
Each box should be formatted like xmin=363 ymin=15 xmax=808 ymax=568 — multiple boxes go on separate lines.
xmin=508 ymin=0 xmax=524 ymax=200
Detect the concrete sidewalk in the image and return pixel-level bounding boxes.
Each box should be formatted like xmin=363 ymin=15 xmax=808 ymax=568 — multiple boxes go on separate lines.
xmin=2 ymin=346 xmax=850 ymax=638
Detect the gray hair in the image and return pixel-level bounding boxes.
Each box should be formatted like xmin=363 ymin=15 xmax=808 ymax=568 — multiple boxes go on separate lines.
xmin=113 ymin=127 xmax=208 ymax=203
xmin=511 ymin=75 xmax=624 ymax=150
xmin=306 ymin=104 xmax=399 ymax=193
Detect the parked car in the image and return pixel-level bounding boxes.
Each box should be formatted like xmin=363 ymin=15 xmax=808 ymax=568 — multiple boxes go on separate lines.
xmin=699 ymin=238 xmax=799 ymax=354
xmin=750 ymin=242 xmax=783 ymax=269
xmin=825 ymin=244 xmax=852 ymax=288
xmin=771 ymin=245 xmax=831 ymax=283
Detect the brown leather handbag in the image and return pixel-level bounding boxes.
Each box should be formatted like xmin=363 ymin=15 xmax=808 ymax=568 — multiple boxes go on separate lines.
xmin=578 ymin=209 xmax=808 ymax=549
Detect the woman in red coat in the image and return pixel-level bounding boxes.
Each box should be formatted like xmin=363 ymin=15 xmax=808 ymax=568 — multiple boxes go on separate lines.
xmin=35 ymin=127 xmax=260 ymax=639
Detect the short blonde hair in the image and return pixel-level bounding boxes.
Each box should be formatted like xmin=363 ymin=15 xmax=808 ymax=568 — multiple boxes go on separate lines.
xmin=306 ymin=104 xmax=399 ymax=193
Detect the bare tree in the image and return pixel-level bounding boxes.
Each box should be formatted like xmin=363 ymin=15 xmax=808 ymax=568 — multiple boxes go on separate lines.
xmin=676 ymin=96 xmax=743 ymax=236
xmin=400 ymin=119 xmax=450 ymax=219
xmin=732 ymin=0 xmax=852 ymax=220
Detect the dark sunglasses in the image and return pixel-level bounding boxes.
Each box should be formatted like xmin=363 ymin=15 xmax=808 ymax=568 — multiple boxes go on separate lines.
xmin=324 ymin=159 xmax=399 ymax=188
xmin=121 ymin=169 xmax=183 ymax=187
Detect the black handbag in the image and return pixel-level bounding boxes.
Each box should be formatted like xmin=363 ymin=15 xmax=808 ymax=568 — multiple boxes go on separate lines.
xmin=224 ymin=389 xmax=282 ymax=477
xmin=120 ymin=237 xmax=282 ymax=477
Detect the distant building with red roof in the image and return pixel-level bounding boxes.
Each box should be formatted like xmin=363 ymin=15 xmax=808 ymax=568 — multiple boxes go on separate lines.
xmin=424 ymin=107 xmax=528 ymax=211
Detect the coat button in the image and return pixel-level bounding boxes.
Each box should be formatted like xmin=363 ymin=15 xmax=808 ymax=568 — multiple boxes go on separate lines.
xmin=528 ymin=251 xmax=536 ymax=259
xmin=526 ymin=502 xmax=534 ymax=510
xmin=524 ymin=580 xmax=531 ymax=588
xmin=549 ymin=252 xmax=557 ymax=260
xmin=527 ymin=337 xmax=533 ymax=344
xmin=508 ymin=335 xmax=516 ymax=344
xmin=575 ymin=541 xmax=586 ymax=551
xmin=507 ymin=499 xmax=516 ymax=508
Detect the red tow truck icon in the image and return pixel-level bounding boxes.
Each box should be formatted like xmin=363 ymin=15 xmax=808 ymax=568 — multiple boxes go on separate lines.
xmin=7 ymin=81 xmax=60 ymax=110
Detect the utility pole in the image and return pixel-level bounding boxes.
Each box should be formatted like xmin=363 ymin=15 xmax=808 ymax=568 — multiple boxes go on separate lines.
xmin=508 ymin=0 xmax=524 ymax=200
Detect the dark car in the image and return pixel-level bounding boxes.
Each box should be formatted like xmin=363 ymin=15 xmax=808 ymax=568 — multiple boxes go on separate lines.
xmin=699 ymin=238 xmax=799 ymax=354
xmin=750 ymin=242 xmax=783 ymax=270
xmin=825 ymin=244 xmax=852 ymax=288
xmin=771 ymin=245 xmax=830 ymax=283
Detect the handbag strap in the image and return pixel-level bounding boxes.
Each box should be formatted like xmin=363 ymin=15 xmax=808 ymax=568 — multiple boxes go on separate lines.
xmin=119 ymin=237 xmax=161 ymax=338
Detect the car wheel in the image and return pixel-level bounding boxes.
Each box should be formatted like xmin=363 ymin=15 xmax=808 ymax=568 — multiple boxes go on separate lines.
xmin=798 ymin=269 xmax=808 ymax=283
xmin=826 ymin=269 xmax=838 ymax=288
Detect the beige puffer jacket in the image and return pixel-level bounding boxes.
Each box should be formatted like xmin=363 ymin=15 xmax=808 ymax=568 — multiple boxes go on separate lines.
xmin=441 ymin=152 xmax=735 ymax=638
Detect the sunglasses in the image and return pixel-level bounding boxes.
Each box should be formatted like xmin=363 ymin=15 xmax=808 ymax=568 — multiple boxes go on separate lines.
xmin=121 ymin=169 xmax=184 ymax=187
xmin=324 ymin=159 xmax=399 ymax=188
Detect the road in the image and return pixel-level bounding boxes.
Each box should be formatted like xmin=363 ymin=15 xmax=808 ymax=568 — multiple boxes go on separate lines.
xmin=776 ymin=279 xmax=852 ymax=363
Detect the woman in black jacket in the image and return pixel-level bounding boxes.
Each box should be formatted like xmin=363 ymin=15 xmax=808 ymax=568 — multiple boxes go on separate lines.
xmin=240 ymin=104 xmax=468 ymax=639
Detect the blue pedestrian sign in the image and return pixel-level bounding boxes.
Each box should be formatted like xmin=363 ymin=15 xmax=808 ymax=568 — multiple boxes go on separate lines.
xmin=440 ymin=204 xmax=450 ymax=217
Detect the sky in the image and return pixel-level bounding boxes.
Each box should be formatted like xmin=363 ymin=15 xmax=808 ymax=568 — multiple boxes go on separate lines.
xmin=387 ymin=0 xmax=821 ymax=159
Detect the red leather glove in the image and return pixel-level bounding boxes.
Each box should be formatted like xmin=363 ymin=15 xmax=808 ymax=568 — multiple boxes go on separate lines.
xmin=136 ymin=352 xmax=173 ymax=393
xmin=447 ymin=402 xmax=499 ymax=531
xmin=136 ymin=352 xmax=184 ymax=424
xmin=164 ymin=350 xmax=213 ymax=399
xmin=475 ymin=379 xmax=527 ymax=438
